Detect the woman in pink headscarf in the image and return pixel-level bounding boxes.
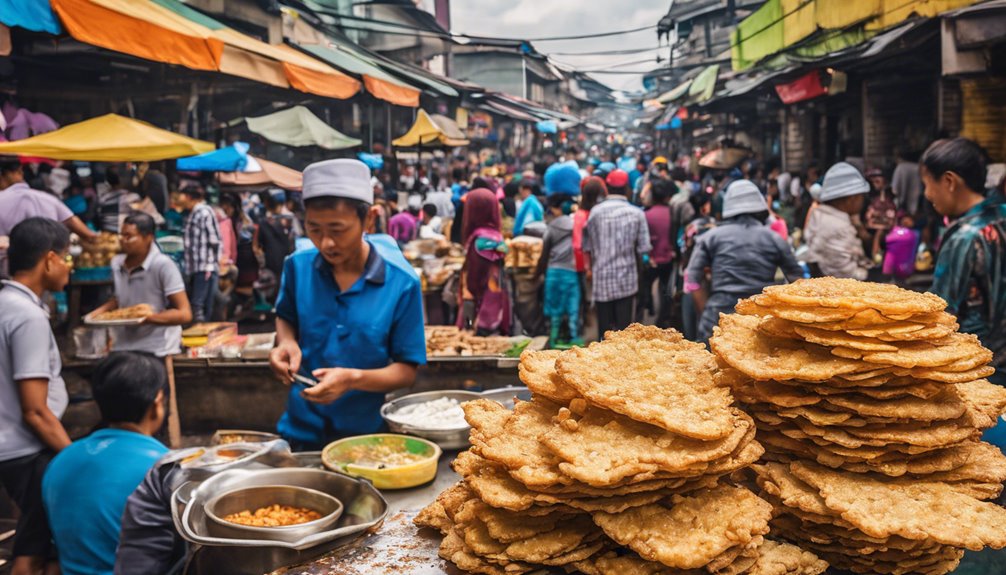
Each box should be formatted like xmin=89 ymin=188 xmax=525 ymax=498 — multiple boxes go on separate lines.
xmin=456 ymin=188 xmax=510 ymax=335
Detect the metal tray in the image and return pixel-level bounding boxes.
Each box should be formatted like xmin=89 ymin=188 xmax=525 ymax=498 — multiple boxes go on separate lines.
xmin=174 ymin=467 xmax=388 ymax=551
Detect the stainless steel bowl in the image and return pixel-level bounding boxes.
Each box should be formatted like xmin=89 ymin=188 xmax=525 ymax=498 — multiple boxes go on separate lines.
xmin=380 ymin=390 xmax=481 ymax=449
xmin=203 ymin=485 xmax=343 ymax=543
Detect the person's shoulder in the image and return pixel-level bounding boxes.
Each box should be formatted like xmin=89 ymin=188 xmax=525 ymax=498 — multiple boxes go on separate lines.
xmin=369 ymin=235 xmax=419 ymax=281
xmin=0 ymin=288 xmax=45 ymax=323
xmin=111 ymin=253 xmax=127 ymax=270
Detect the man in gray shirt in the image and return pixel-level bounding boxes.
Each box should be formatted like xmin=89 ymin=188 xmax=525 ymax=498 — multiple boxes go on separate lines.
xmin=0 ymin=217 xmax=73 ymax=575
xmin=88 ymin=213 xmax=192 ymax=357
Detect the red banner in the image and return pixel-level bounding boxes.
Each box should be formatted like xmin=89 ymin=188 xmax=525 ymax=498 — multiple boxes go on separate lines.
xmin=775 ymin=70 xmax=827 ymax=104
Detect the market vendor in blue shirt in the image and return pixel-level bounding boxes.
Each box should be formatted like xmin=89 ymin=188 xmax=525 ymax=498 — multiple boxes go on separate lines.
xmin=269 ymin=158 xmax=426 ymax=450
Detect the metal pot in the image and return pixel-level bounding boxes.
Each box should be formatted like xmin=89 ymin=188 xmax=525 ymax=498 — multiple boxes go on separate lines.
xmin=203 ymin=485 xmax=343 ymax=543
xmin=380 ymin=390 xmax=481 ymax=449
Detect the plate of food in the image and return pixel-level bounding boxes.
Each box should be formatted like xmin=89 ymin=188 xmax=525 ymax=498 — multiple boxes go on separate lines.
xmin=321 ymin=433 xmax=441 ymax=490
xmin=84 ymin=303 xmax=154 ymax=326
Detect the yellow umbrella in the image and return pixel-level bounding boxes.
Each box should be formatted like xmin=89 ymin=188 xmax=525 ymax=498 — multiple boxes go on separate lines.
xmin=0 ymin=113 xmax=214 ymax=161
xmin=393 ymin=109 xmax=469 ymax=148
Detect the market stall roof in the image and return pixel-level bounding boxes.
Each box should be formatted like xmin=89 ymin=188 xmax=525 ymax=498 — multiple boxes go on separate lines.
xmin=320 ymin=31 xmax=459 ymax=99
xmin=176 ymin=142 xmax=254 ymax=172
xmin=656 ymin=80 xmax=693 ymax=105
xmin=481 ymin=99 xmax=539 ymax=122
xmin=47 ymin=0 xmax=360 ymax=99
xmin=296 ymin=42 xmax=421 ymax=107
xmin=0 ymin=0 xmax=62 ymax=33
xmin=393 ymin=109 xmax=469 ymax=148
xmin=0 ymin=113 xmax=212 ymax=161
xmin=218 ymin=157 xmax=302 ymax=191
xmin=245 ymin=106 xmax=362 ymax=150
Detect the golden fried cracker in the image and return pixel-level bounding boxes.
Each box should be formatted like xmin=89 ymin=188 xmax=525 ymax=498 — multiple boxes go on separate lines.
xmin=759 ymin=278 xmax=946 ymax=315
xmin=821 ymin=388 xmax=966 ymax=421
xmin=518 ymin=349 xmax=580 ymax=404
xmin=793 ymin=324 xmax=900 ymax=352
xmin=790 ymin=461 xmax=1006 ymax=549
xmin=439 ymin=529 xmax=533 ymax=575
xmin=463 ymin=398 xmax=567 ymax=488
xmin=849 ymin=332 xmax=992 ymax=369
xmin=455 ymin=451 xmax=675 ymax=513
xmin=711 ymin=314 xmax=867 ymax=382
xmin=541 ymin=404 xmax=755 ymax=486
xmin=414 ymin=499 xmax=450 ymax=534
xmin=901 ymin=364 xmax=996 ymax=383
xmin=587 ymin=551 xmax=704 ymax=575
xmin=470 ymin=500 xmax=580 ymax=544
xmin=746 ymin=539 xmax=829 ymax=575
xmin=556 ymin=328 xmax=735 ymax=440
xmin=591 ymin=485 xmax=772 ymax=570
xmin=957 ymin=379 xmax=1006 ymax=428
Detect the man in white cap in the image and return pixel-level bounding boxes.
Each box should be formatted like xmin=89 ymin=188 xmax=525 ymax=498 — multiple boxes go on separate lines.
xmin=804 ymin=162 xmax=873 ymax=280
xmin=268 ymin=159 xmax=426 ymax=449
xmin=684 ymin=179 xmax=803 ymax=342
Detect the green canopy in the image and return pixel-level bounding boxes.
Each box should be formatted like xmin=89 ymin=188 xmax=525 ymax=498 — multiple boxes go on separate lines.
xmin=688 ymin=64 xmax=720 ymax=104
xmin=245 ymin=106 xmax=361 ymax=150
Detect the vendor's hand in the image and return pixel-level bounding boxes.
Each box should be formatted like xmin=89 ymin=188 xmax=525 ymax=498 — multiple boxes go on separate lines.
xmin=269 ymin=341 xmax=302 ymax=384
xmin=301 ymin=368 xmax=361 ymax=404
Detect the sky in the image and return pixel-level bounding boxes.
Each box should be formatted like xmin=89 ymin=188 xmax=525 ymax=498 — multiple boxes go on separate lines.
xmin=442 ymin=0 xmax=672 ymax=93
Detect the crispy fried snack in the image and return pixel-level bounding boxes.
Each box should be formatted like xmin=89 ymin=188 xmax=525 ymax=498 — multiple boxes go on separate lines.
xmin=591 ymin=485 xmax=772 ymax=570
xmin=790 ymin=461 xmax=1006 ymax=549
xmin=517 ymin=349 xmax=579 ymax=404
xmin=556 ymin=324 xmax=734 ymax=440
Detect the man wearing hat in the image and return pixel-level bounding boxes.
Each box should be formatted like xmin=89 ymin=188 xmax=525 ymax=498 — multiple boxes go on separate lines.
xmin=804 ymin=162 xmax=873 ymax=280
xmin=684 ymin=179 xmax=803 ymax=343
xmin=268 ymin=159 xmax=426 ymax=448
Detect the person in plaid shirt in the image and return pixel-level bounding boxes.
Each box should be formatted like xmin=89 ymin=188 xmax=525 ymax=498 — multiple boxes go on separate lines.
xmin=178 ymin=185 xmax=221 ymax=322
xmin=583 ymin=169 xmax=651 ymax=338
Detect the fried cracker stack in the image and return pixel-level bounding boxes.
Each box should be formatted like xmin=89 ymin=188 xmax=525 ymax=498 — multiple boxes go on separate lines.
xmin=710 ymin=277 xmax=1006 ymax=575
xmin=416 ymin=325 xmax=828 ymax=575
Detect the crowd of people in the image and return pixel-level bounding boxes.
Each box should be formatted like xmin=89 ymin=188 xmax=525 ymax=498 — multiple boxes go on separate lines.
xmin=0 ymin=134 xmax=1005 ymax=574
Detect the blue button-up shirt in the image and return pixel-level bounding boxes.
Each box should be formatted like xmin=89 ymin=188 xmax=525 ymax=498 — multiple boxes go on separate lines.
xmin=274 ymin=234 xmax=426 ymax=445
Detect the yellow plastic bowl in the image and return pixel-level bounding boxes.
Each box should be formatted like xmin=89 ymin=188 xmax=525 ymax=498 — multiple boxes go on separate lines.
xmin=321 ymin=434 xmax=441 ymax=490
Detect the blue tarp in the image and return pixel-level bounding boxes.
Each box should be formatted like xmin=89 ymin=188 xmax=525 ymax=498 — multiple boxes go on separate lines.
xmin=535 ymin=120 xmax=558 ymax=134
xmin=0 ymin=0 xmax=62 ymax=34
xmin=357 ymin=152 xmax=384 ymax=170
xmin=176 ymin=142 xmax=250 ymax=172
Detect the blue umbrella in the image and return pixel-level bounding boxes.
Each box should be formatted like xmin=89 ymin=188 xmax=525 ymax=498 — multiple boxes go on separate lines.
xmin=357 ymin=152 xmax=384 ymax=170
xmin=535 ymin=120 xmax=558 ymax=134
xmin=176 ymin=142 xmax=251 ymax=172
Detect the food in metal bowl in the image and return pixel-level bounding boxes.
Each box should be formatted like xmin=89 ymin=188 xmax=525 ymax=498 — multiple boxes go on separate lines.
xmin=386 ymin=396 xmax=467 ymax=430
xmin=222 ymin=504 xmax=322 ymax=527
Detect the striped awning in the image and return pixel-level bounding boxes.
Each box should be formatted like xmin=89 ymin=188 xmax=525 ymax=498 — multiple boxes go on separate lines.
xmin=49 ymin=0 xmax=360 ymax=99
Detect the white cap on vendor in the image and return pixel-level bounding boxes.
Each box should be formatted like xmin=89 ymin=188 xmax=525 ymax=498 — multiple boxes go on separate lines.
xmin=820 ymin=162 xmax=870 ymax=202
xmin=302 ymin=158 xmax=374 ymax=204
xmin=721 ymin=179 xmax=768 ymax=218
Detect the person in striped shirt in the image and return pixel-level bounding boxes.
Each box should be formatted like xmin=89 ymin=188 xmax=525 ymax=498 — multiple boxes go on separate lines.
xmin=178 ymin=185 xmax=221 ymax=322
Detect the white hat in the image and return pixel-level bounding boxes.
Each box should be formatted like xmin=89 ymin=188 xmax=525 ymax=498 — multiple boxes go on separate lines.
xmin=820 ymin=162 xmax=869 ymax=202
xmin=302 ymin=158 xmax=373 ymax=204
xmin=722 ymin=179 xmax=768 ymax=219
xmin=809 ymin=183 xmax=823 ymax=201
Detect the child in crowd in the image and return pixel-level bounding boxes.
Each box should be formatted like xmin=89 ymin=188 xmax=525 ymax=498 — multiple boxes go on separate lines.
xmin=535 ymin=194 xmax=581 ymax=347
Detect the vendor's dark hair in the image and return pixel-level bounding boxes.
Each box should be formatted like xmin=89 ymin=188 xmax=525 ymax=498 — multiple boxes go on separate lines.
xmin=472 ymin=176 xmax=493 ymax=190
xmin=580 ymin=177 xmax=605 ymax=211
xmin=8 ymin=217 xmax=70 ymax=276
xmin=921 ymin=137 xmax=987 ymax=195
xmin=422 ymin=203 xmax=437 ymax=217
xmin=0 ymin=156 xmax=21 ymax=175
xmin=731 ymin=210 xmax=770 ymax=224
xmin=304 ymin=196 xmax=370 ymax=221
xmin=123 ymin=213 xmax=156 ymax=237
xmin=651 ymin=178 xmax=676 ymax=204
xmin=92 ymin=352 xmax=166 ymax=424
xmin=180 ymin=184 xmax=204 ymax=200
